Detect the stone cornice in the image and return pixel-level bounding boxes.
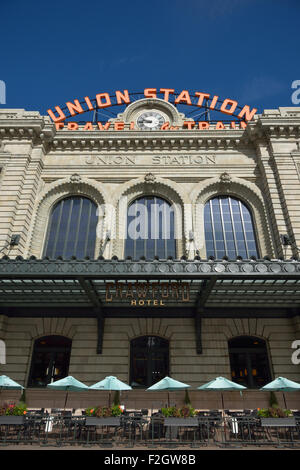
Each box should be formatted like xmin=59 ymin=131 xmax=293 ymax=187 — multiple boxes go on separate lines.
xmin=49 ymin=130 xmax=251 ymax=151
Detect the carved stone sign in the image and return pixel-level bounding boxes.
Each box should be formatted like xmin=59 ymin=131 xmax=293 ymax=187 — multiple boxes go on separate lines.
xmin=85 ymin=154 xmax=216 ymax=166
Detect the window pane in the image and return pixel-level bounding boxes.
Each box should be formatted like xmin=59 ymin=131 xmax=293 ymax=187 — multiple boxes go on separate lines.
xmin=125 ymin=197 xmax=176 ymax=259
xmin=44 ymin=196 xmax=98 ymax=259
xmin=204 ymin=196 xmax=258 ymax=259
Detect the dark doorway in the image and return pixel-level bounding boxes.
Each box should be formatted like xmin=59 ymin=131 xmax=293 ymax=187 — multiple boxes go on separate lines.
xmin=28 ymin=336 xmax=72 ymax=387
xmin=130 ymin=336 xmax=169 ymax=388
xmin=229 ymin=336 xmax=272 ymax=388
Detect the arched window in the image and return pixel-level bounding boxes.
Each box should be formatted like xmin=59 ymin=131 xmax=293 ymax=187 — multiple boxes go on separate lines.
xmin=229 ymin=336 xmax=272 ymax=389
xmin=28 ymin=336 xmax=72 ymax=387
xmin=204 ymin=196 xmax=259 ymax=259
xmin=43 ymin=196 xmax=98 ymax=259
xmin=125 ymin=196 xmax=176 ymax=259
xmin=130 ymin=336 xmax=169 ymax=388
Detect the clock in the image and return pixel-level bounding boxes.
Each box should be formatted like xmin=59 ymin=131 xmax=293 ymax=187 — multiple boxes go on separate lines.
xmin=137 ymin=111 xmax=165 ymax=130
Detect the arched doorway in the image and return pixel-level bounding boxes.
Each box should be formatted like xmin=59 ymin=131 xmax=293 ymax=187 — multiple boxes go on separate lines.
xmin=28 ymin=336 xmax=72 ymax=387
xmin=229 ymin=336 xmax=272 ymax=388
xmin=130 ymin=336 xmax=169 ymax=388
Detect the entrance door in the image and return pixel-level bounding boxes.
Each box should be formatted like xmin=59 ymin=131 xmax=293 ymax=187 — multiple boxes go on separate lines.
xmin=28 ymin=336 xmax=72 ymax=387
xmin=229 ymin=336 xmax=272 ymax=388
xmin=130 ymin=336 xmax=169 ymax=388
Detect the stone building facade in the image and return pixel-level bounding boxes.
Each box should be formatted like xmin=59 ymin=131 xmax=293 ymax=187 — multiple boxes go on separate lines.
xmin=0 ymin=97 xmax=300 ymax=410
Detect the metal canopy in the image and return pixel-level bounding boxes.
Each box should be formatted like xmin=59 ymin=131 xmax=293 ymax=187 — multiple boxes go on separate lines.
xmin=0 ymin=258 xmax=299 ymax=309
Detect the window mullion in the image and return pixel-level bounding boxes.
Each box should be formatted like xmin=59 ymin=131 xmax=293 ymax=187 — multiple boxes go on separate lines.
xmin=83 ymin=200 xmax=93 ymax=257
xmin=228 ymin=197 xmax=238 ymax=258
xmin=52 ymin=200 xmax=64 ymax=258
xmin=219 ymin=198 xmax=227 ymax=257
xmin=209 ymin=200 xmax=217 ymax=258
xmin=73 ymin=198 xmax=83 ymax=256
xmin=62 ymin=198 xmax=74 ymax=259
xmin=239 ymin=200 xmax=249 ymax=259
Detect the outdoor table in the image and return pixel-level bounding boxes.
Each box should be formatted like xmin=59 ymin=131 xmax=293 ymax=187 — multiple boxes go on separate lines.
xmin=83 ymin=417 xmax=121 ymax=446
xmin=260 ymin=418 xmax=298 ymax=448
xmin=0 ymin=416 xmax=25 ymax=445
xmin=163 ymin=418 xmax=199 ymax=447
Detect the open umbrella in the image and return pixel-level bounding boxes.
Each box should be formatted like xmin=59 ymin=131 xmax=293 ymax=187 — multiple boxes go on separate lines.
xmin=146 ymin=376 xmax=190 ymax=407
xmin=197 ymin=376 xmax=246 ymax=414
xmin=47 ymin=376 xmax=89 ymax=412
xmin=0 ymin=375 xmax=24 ymax=403
xmin=89 ymin=376 xmax=132 ymax=407
xmin=260 ymin=377 xmax=300 ymax=409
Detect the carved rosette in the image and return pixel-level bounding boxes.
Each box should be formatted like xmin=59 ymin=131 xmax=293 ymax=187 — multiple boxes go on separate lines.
xmin=144 ymin=173 xmax=156 ymax=184
xmin=69 ymin=173 xmax=82 ymax=184
xmin=219 ymin=172 xmax=231 ymax=184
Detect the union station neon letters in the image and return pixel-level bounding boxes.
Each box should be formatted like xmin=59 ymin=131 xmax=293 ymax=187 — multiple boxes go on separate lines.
xmin=47 ymin=87 xmax=257 ymax=129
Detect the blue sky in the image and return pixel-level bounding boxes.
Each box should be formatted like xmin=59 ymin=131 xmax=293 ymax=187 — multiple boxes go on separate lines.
xmin=0 ymin=0 xmax=299 ymax=116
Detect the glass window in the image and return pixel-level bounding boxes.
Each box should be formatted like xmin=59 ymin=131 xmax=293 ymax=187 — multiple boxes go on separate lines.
xmin=130 ymin=336 xmax=169 ymax=388
xmin=43 ymin=196 xmax=98 ymax=259
xmin=125 ymin=196 xmax=176 ymax=259
xmin=204 ymin=196 xmax=259 ymax=259
xmin=229 ymin=336 xmax=272 ymax=389
xmin=28 ymin=336 xmax=72 ymax=388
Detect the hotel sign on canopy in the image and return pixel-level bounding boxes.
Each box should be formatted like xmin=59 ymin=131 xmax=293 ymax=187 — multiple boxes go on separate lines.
xmin=47 ymin=88 xmax=257 ymax=130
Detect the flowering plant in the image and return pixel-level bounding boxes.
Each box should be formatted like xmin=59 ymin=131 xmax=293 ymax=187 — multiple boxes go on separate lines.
xmin=0 ymin=402 xmax=27 ymax=416
xmin=161 ymin=405 xmax=196 ymax=418
xmin=85 ymin=405 xmax=124 ymax=417
xmin=257 ymin=407 xmax=292 ymax=418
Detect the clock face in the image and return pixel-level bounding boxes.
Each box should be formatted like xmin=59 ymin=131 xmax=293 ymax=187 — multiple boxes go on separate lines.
xmin=137 ymin=111 xmax=165 ymax=130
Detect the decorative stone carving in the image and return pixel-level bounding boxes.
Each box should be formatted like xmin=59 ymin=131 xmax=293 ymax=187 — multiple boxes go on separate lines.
xmin=219 ymin=172 xmax=231 ymax=184
xmin=69 ymin=173 xmax=82 ymax=183
xmin=144 ymin=173 xmax=156 ymax=184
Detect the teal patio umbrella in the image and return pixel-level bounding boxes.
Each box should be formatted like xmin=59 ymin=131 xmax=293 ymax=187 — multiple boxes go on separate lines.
xmin=0 ymin=375 xmax=24 ymax=403
xmin=0 ymin=375 xmax=24 ymax=390
xmin=89 ymin=376 xmax=132 ymax=407
xmin=146 ymin=376 xmax=190 ymax=407
xmin=198 ymin=376 xmax=247 ymax=413
xmin=47 ymin=376 xmax=89 ymax=412
xmin=260 ymin=377 xmax=300 ymax=409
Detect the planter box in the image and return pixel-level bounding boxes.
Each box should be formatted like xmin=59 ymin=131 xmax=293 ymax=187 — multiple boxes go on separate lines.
xmin=260 ymin=418 xmax=296 ymax=427
xmin=164 ymin=417 xmax=198 ymax=427
xmin=0 ymin=416 xmax=24 ymax=425
xmin=85 ymin=417 xmax=120 ymax=426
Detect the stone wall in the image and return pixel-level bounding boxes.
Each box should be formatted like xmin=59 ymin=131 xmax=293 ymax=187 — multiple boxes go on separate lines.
xmin=1 ymin=315 xmax=299 ymax=389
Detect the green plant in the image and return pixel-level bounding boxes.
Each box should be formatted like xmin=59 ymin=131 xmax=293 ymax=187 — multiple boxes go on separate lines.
xmin=0 ymin=401 xmax=27 ymax=416
xmin=85 ymin=405 xmax=123 ymax=417
xmin=257 ymin=407 xmax=292 ymax=418
xmin=184 ymin=389 xmax=191 ymax=406
xmin=113 ymin=390 xmax=120 ymax=406
xmin=269 ymin=391 xmax=278 ymax=408
xmin=161 ymin=405 xmax=196 ymax=418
